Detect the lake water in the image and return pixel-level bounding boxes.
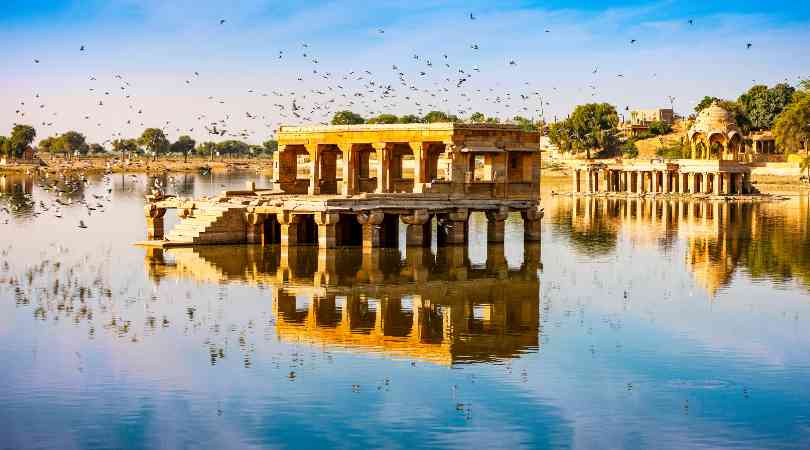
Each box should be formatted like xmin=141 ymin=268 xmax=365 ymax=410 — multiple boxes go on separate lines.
xmin=1 ymin=172 xmax=810 ymax=449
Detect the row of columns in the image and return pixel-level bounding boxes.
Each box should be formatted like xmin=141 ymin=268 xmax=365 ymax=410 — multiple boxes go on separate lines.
xmin=573 ymin=169 xmax=751 ymax=195
xmin=147 ymin=206 xmax=543 ymax=250
xmin=275 ymin=142 xmax=539 ymax=197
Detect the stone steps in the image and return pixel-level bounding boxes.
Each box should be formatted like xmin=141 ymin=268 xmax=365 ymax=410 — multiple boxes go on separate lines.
xmin=166 ymin=206 xmax=246 ymax=244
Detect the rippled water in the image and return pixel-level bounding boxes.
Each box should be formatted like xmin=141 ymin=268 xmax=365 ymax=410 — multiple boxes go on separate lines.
xmin=1 ymin=172 xmax=810 ymax=449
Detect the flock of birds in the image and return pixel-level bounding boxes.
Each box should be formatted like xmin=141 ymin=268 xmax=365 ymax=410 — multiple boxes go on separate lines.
xmin=12 ymin=12 xmax=771 ymax=150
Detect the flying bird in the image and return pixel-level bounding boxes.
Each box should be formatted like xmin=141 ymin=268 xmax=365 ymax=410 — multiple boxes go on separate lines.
xmin=80 ymin=45 xmax=85 ymax=51
xmin=746 ymin=42 xmax=752 ymax=49
xmin=688 ymin=19 xmax=694 ymax=25
xmin=219 ymin=19 xmax=226 ymax=25
xmin=470 ymin=13 xmax=476 ymax=20
xmin=630 ymin=39 xmax=637 ymax=44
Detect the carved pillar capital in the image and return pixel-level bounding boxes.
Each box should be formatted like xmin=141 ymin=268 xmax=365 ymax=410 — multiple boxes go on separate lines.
xmin=400 ymin=209 xmax=430 ymax=225
xmin=278 ymin=210 xmax=300 ymax=225
xmin=485 ymin=206 xmax=510 ymax=222
xmin=446 ymin=208 xmax=469 ymax=222
xmin=314 ymin=212 xmax=340 ymax=225
xmin=245 ymin=212 xmax=267 ymax=225
xmin=357 ymin=210 xmax=385 ymax=225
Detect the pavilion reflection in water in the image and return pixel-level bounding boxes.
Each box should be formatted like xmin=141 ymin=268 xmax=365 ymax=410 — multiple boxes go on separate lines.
xmin=145 ymin=244 xmax=541 ymax=365
xmin=566 ymin=196 xmax=797 ymax=297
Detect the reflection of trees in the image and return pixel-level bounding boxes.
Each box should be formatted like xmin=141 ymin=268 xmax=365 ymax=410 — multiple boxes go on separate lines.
xmin=742 ymin=198 xmax=810 ymax=289
xmin=550 ymin=195 xmax=810 ymax=294
xmin=548 ymin=197 xmax=618 ymax=256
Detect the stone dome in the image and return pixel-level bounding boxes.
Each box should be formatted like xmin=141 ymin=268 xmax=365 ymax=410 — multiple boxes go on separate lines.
xmin=688 ymin=102 xmax=740 ymax=142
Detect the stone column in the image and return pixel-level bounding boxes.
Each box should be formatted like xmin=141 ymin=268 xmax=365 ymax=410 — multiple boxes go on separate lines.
xmin=662 ymin=172 xmax=670 ymax=194
xmin=522 ymin=207 xmax=542 ymax=241
xmin=357 ymin=210 xmax=385 ymax=251
xmin=742 ymin=172 xmax=751 ymax=194
xmin=305 ymin=143 xmax=321 ymax=195
xmin=401 ymin=209 xmax=431 ymax=247
xmin=586 ymin=170 xmax=593 ymax=193
xmin=691 ymin=173 xmax=699 ymax=194
xmin=372 ymin=142 xmax=391 ymax=193
xmin=144 ymin=204 xmax=166 ymax=240
xmin=245 ymin=212 xmax=266 ymax=244
xmin=572 ymin=169 xmax=580 ymax=193
xmin=725 ymin=173 xmax=733 ymax=194
xmin=315 ymin=212 xmax=340 ymax=249
xmin=445 ymin=143 xmax=467 ymax=195
xmin=485 ymin=206 xmax=509 ymax=243
xmin=734 ymin=173 xmax=743 ymax=195
xmin=704 ymin=173 xmax=713 ymax=194
xmin=677 ymin=172 xmax=684 ymax=194
xmin=438 ymin=208 xmax=468 ymax=245
xmin=338 ymin=143 xmax=356 ymax=196
xmin=713 ymin=173 xmax=721 ymax=195
xmin=409 ymin=142 xmax=427 ymax=193
xmin=636 ymin=171 xmax=644 ymax=194
xmin=278 ymin=211 xmax=300 ymax=247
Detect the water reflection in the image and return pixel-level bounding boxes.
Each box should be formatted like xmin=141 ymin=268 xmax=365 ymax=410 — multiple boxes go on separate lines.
xmin=550 ymin=195 xmax=810 ymax=295
xmin=145 ymin=245 xmax=541 ymax=365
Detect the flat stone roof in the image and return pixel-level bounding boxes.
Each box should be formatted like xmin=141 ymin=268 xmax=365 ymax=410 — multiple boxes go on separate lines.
xmin=277 ymin=122 xmax=526 ymax=134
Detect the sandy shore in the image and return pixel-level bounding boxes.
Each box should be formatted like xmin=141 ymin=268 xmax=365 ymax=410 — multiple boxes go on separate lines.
xmin=0 ymin=156 xmax=273 ymax=175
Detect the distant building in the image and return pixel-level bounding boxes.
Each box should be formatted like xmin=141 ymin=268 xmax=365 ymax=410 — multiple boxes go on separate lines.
xmin=620 ymin=108 xmax=675 ymax=137
xmin=630 ymin=108 xmax=674 ymax=126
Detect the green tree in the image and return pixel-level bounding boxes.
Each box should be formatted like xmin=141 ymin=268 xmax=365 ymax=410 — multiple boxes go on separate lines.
xmin=548 ymin=121 xmax=575 ymax=154
xmin=648 ymin=120 xmax=672 ymax=135
xmin=58 ymin=131 xmax=87 ymax=159
xmin=111 ymin=138 xmax=138 ymax=160
xmin=398 ymin=114 xmax=422 ymax=124
xmin=8 ymin=124 xmax=36 ymax=159
xmin=568 ymin=103 xmax=620 ymax=159
xmin=469 ymin=112 xmax=486 ymax=123
xmin=331 ymin=111 xmax=365 ymax=125
xmin=170 ymin=135 xmax=196 ymax=163
xmin=737 ymin=83 xmax=796 ymax=131
xmin=512 ymin=116 xmax=538 ymax=131
xmin=197 ymin=142 xmax=217 ymax=161
xmin=139 ymin=128 xmax=169 ymax=161
xmin=88 ymin=143 xmax=106 ymax=154
xmin=262 ymin=139 xmax=278 ymax=155
xmin=37 ymin=136 xmax=58 ymax=155
xmin=423 ymin=111 xmax=458 ymax=123
xmin=216 ymin=140 xmax=249 ymax=159
xmin=695 ymin=96 xmax=721 ymax=113
xmin=773 ymin=95 xmax=810 ymax=155
xmin=366 ymin=114 xmax=399 ymax=124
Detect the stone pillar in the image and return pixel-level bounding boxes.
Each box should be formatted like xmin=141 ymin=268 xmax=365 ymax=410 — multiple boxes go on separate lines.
xmin=144 ymin=204 xmax=166 ymax=240
xmin=485 ymin=206 xmax=509 ymax=243
xmin=636 ymin=171 xmax=644 ymax=194
xmin=734 ymin=173 xmax=743 ymax=195
xmin=725 ymin=173 xmax=733 ymax=194
xmin=438 ymin=208 xmax=468 ymax=245
xmin=704 ymin=173 xmax=713 ymax=194
xmin=409 ymin=142 xmax=427 ymax=193
xmin=315 ymin=212 xmax=340 ymax=249
xmin=306 ymin=143 xmax=320 ymax=195
xmin=586 ymin=170 xmax=593 ymax=193
xmin=245 ymin=212 xmax=266 ymax=244
xmin=677 ymin=172 xmax=684 ymax=193
xmin=372 ymin=142 xmax=391 ymax=193
xmin=662 ymin=172 xmax=670 ymax=194
xmin=651 ymin=171 xmax=659 ymax=194
xmin=357 ymin=210 xmax=385 ymax=251
xmin=713 ymin=173 xmax=721 ymax=195
xmin=691 ymin=173 xmax=699 ymax=194
xmin=521 ymin=207 xmax=542 ymax=241
xmin=278 ymin=211 xmax=300 ymax=247
xmin=742 ymin=172 xmax=751 ymax=194
xmin=572 ymin=169 xmax=580 ymax=193
xmin=401 ymin=209 xmax=431 ymax=247
xmin=338 ymin=143 xmax=356 ymax=196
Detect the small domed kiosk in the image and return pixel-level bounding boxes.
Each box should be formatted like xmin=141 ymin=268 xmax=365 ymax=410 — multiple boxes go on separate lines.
xmin=687 ymin=102 xmax=743 ymax=161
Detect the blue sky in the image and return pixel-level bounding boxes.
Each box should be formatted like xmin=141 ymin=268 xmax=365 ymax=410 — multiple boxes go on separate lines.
xmin=2 ymin=0 xmax=809 ymax=145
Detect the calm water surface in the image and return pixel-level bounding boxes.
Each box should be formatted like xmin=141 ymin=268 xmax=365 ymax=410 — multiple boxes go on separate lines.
xmin=1 ymin=172 xmax=810 ymax=449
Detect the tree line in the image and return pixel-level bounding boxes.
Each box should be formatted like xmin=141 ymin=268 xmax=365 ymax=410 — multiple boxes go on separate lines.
xmin=0 ymin=125 xmax=278 ymax=162
xmin=330 ymin=110 xmax=543 ymax=131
